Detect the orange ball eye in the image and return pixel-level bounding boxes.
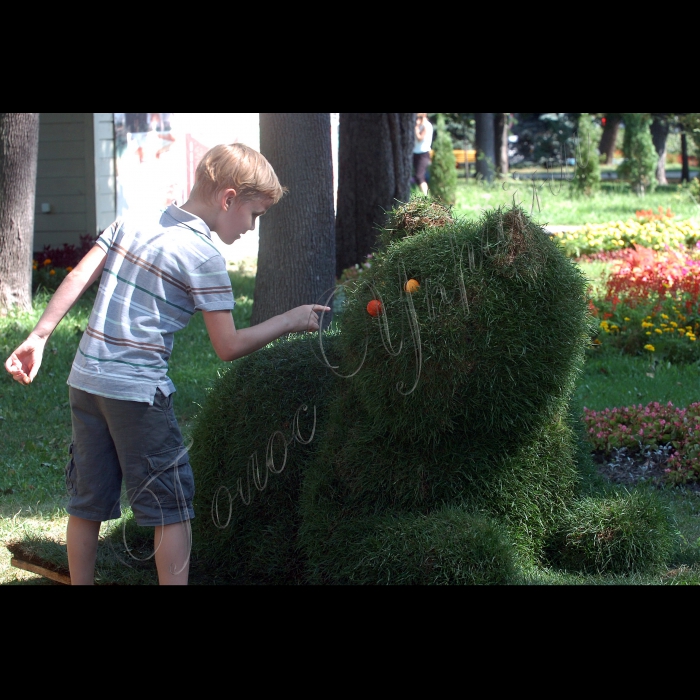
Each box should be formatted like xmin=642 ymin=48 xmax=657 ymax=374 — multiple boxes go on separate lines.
xmin=366 ymin=300 xmax=383 ymax=317
xmin=404 ymin=279 xmax=420 ymax=293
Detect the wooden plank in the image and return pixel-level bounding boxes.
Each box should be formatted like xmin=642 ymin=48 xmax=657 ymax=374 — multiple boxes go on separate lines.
xmin=38 ymin=159 xmax=86 ymax=179
xmin=36 ymin=176 xmax=88 ymax=196
xmin=34 ymin=213 xmax=87 ymax=232
xmin=11 ymin=557 xmax=71 ymax=585
xmin=34 ymin=231 xmax=86 ymax=250
xmin=39 ymin=113 xmax=87 ymax=124
xmin=39 ymin=122 xmax=85 ymax=142
xmin=38 ymin=140 xmax=86 ymax=161
xmin=33 ymin=195 xmax=87 ymax=215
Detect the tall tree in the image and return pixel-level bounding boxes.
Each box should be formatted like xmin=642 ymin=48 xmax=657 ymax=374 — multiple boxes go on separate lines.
xmin=494 ymin=112 xmax=510 ymax=177
xmin=650 ymin=113 xmax=670 ymax=185
xmin=251 ymin=113 xmax=336 ymax=328
xmin=598 ymin=113 xmax=622 ymax=164
xmin=0 ymin=113 xmax=39 ymax=314
xmin=335 ymin=113 xmax=414 ymax=278
xmin=474 ymin=113 xmax=495 ymax=183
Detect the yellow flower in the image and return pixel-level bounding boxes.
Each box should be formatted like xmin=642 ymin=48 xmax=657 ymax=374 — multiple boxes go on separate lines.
xmin=644 ymin=344 xmax=655 ymax=352
xmin=624 ymin=317 xmax=630 ymax=321
xmin=646 ymin=331 xmax=652 ymax=336
xmin=654 ymin=328 xmax=662 ymax=334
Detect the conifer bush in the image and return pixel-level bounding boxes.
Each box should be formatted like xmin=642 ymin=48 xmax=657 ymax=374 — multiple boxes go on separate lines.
xmin=617 ymin=113 xmax=658 ymax=195
xmin=570 ymin=113 xmax=601 ymax=197
xmin=427 ymin=113 xmax=457 ymax=205
xmin=190 ymin=197 xmax=675 ymax=584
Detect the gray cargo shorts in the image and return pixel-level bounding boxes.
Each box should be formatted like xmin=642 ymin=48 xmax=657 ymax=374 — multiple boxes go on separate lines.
xmin=65 ymin=387 xmax=195 ymax=527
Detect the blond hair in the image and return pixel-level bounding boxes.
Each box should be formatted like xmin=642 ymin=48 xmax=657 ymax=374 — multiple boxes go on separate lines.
xmin=189 ymin=143 xmax=287 ymax=204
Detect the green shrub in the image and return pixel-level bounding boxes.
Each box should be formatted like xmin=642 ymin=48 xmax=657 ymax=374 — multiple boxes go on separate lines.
xmin=190 ymin=197 xmax=674 ymax=583
xmin=617 ymin=113 xmax=658 ymax=195
xmin=548 ymin=489 xmax=676 ymax=575
xmin=428 ymin=113 xmax=457 ymax=205
xmin=301 ymin=507 xmax=517 ymax=585
xmin=689 ymin=177 xmax=700 ymax=204
xmin=189 ymin=332 xmax=341 ymax=584
xmin=570 ymin=113 xmax=601 ymax=197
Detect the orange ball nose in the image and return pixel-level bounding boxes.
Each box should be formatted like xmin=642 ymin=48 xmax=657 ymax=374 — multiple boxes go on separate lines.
xmin=366 ymin=299 xmax=383 ymax=317
xmin=404 ymin=279 xmax=420 ymax=293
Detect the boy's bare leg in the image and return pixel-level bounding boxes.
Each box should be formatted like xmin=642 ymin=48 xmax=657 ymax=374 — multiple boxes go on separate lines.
xmin=154 ymin=522 xmax=191 ymax=585
xmin=66 ymin=515 xmax=101 ymax=585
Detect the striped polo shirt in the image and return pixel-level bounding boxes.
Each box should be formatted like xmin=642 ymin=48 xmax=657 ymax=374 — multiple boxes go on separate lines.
xmin=67 ymin=204 xmax=235 ymax=404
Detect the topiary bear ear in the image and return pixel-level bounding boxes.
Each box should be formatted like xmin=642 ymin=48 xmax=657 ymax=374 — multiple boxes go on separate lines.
xmin=379 ymin=197 xmax=455 ymax=248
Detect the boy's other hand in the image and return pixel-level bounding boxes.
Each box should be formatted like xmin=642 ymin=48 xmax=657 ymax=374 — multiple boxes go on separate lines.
xmin=4 ymin=333 xmax=46 ymax=385
xmin=286 ymin=304 xmax=332 ymax=333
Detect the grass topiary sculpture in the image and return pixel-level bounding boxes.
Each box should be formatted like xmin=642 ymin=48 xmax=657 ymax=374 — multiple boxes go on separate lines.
xmin=189 ymin=197 xmax=675 ymax=584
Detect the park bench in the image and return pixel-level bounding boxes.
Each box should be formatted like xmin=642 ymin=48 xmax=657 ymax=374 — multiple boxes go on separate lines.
xmin=430 ymin=149 xmax=477 ymax=177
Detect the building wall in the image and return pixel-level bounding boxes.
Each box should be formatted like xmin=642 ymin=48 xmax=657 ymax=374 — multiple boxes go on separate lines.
xmin=33 ymin=113 xmax=116 ymax=252
xmin=94 ymin=113 xmax=116 ymax=233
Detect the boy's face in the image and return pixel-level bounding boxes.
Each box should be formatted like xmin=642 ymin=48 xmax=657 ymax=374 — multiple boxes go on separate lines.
xmin=218 ymin=195 xmax=272 ymax=245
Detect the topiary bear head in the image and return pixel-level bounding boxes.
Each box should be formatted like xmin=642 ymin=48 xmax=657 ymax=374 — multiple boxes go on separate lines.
xmin=327 ymin=198 xmax=592 ymax=448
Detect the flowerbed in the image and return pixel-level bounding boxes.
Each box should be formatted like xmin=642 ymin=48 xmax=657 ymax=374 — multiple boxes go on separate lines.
xmin=587 ymin=244 xmax=700 ymax=362
xmin=32 ymin=234 xmax=95 ymax=293
xmin=552 ymin=208 xmax=700 ymax=258
xmin=583 ymin=402 xmax=700 ymax=484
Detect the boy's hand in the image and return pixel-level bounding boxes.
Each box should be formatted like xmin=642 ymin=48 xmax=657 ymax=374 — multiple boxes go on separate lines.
xmin=4 ymin=333 xmax=46 ymax=385
xmin=285 ymin=304 xmax=332 ymax=333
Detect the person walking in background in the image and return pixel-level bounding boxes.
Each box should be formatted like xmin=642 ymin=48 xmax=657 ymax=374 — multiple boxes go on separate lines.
xmin=413 ymin=113 xmax=433 ymax=196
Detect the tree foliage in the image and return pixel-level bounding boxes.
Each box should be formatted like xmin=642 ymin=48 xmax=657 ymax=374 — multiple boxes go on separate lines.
xmin=427 ymin=113 xmax=457 ymax=205
xmin=570 ymin=113 xmax=601 ymax=197
xmin=617 ymin=113 xmax=658 ymax=196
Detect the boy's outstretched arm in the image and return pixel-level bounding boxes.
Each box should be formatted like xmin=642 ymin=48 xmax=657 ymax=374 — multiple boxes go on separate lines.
xmin=202 ymin=304 xmax=331 ymax=362
xmin=4 ymin=245 xmax=107 ymax=385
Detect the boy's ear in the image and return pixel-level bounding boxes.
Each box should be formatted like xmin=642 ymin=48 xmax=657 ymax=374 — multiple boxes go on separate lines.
xmin=219 ymin=188 xmax=237 ymax=211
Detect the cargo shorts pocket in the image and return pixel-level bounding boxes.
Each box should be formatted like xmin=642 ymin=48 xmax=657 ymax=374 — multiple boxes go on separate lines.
xmin=65 ymin=443 xmax=77 ymax=496
xmin=145 ymin=445 xmax=194 ymax=507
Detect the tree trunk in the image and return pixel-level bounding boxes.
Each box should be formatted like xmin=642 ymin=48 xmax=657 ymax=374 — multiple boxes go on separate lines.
xmin=0 ymin=113 xmax=39 ymax=314
xmin=650 ymin=114 xmax=669 ymax=185
xmin=335 ymin=113 xmax=414 ymax=278
xmin=493 ymin=112 xmax=509 ymax=177
xmin=681 ymin=132 xmax=690 ymax=183
xmin=251 ymin=113 xmax=336 ymax=328
xmin=474 ymin=113 xmax=495 ymax=183
xmin=599 ymin=114 xmax=621 ymax=164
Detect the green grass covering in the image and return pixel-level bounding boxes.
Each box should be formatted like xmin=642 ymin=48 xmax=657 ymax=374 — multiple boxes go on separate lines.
xmin=189 ymin=332 xmax=341 ymax=584
xmin=547 ymin=487 xmax=676 ymax=575
xmin=189 ymin=198 xmax=678 ymax=583
xmin=454 ymin=178 xmax=700 ymax=226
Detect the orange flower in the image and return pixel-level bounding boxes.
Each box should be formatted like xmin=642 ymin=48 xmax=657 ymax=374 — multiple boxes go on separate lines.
xmin=43 ymin=259 xmax=52 ymax=266
xmin=65 ymin=266 xmax=73 ymax=272
xmin=49 ymin=269 xmax=56 ymax=275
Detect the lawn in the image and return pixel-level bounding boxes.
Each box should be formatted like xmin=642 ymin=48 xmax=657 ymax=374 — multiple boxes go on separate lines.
xmin=452 ymin=175 xmax=700 ymax=227
xmin=3 ymin=180 xmax=700 ymax=585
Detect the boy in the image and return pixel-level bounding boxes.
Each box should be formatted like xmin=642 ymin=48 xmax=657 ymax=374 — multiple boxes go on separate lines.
xmin=5 ymin=143 xmax=329 ymax=585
